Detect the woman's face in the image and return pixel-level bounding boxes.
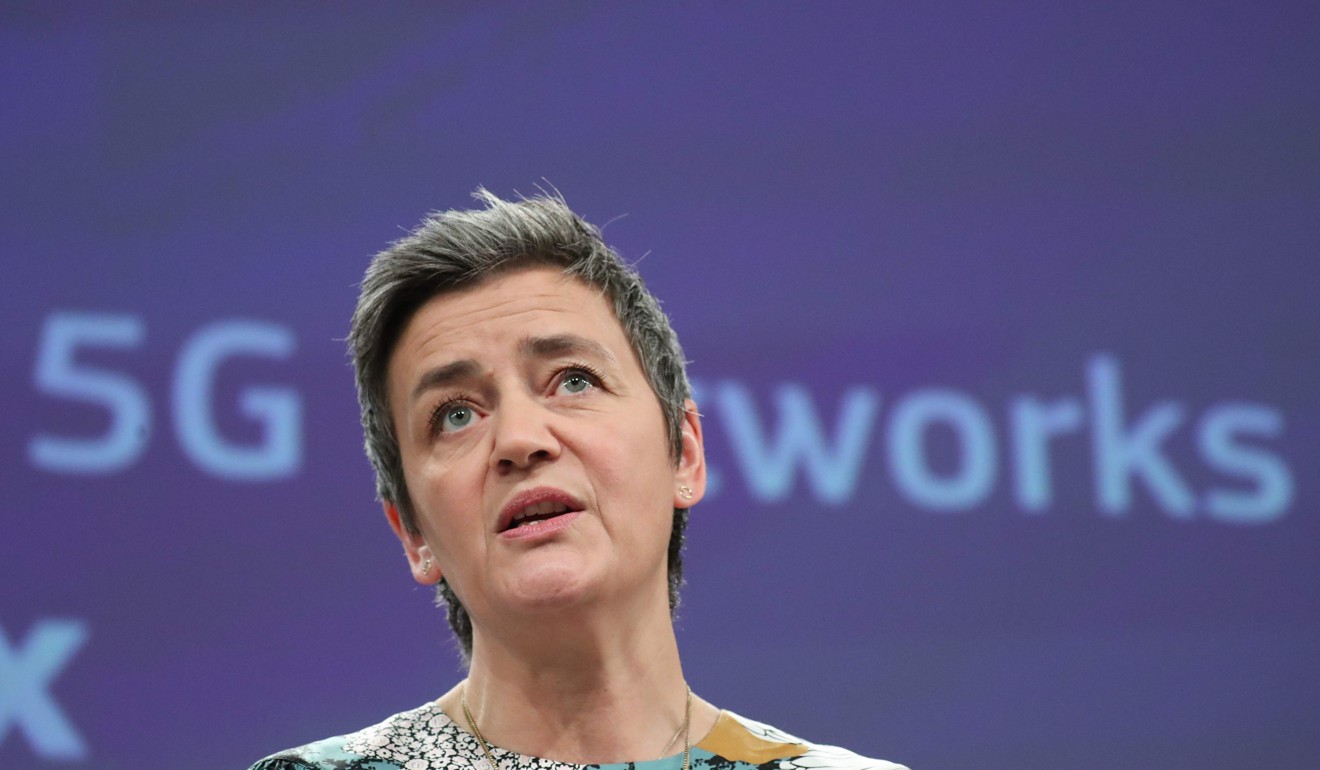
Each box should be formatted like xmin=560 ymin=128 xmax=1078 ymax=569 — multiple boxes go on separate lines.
xmin=384 ymin=265 xmax=704 ymax=637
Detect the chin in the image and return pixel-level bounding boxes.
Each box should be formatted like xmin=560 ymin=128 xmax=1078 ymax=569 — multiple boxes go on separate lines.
xmin=504 ymin=559 xmax=601 ymax=611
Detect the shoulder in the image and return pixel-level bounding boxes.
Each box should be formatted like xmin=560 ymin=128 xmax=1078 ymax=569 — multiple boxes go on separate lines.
xmin=247 ymin=702 xmax=463 ymax=770
xmin=701 ymin=711 xmax=910 ymax=770
xmin=247 ymin=732 xmax=393 ymax=770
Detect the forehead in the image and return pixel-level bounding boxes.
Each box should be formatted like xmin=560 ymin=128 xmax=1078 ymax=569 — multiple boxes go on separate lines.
xmin=386 ymin=265 xmax=627 ymax=381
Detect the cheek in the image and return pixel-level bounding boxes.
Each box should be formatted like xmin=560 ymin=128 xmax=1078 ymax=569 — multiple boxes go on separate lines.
xmin=407 ymin=462 xmax=484 ymax=550
xmin=598 ymin=421 xmax=676 ymax=518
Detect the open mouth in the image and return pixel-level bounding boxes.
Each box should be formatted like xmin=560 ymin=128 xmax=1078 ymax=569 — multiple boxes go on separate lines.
xmin=497 ymin=487 xmax=586 ymax=536
xmin=503 ymin=500 xmax=576 ymax=532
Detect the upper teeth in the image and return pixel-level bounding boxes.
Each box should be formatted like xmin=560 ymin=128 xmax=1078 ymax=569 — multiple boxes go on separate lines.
xmin=512 ymin=501 xmax=570 ymax=523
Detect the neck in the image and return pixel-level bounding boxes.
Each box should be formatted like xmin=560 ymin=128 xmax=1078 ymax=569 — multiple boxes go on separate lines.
xmin=439 ymin=585 xmax=713 ymax=763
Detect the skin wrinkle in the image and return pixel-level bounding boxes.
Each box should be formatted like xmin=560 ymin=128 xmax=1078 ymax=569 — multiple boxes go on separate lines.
xmin=408 ymin=334 xmax=622 ymax=415
xmin=396 ymin=307 xmax=643 ymax=456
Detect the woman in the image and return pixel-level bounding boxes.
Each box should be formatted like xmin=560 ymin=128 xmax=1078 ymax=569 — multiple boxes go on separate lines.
xmin=250 ymin=191 xmax=907 ymax=770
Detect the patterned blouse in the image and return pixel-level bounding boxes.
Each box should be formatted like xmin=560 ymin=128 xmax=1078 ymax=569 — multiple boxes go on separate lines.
xmin=248 ymin=701 xmax=907 ymax=770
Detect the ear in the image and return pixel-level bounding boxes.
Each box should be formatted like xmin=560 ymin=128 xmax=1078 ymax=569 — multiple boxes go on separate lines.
xmin=383 ymin=501 xmax=440 ymax=585
xmin=672 ymin=398 xmax=708 ymax=508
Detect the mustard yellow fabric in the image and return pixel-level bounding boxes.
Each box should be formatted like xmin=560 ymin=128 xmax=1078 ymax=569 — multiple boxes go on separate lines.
xmin=698 ymin=711 xmax=810 ymax=763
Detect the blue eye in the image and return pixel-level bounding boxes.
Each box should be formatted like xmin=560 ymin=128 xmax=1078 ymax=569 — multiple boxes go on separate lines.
xmin=560 ymin=372 xmax=594 ymax=394
xmin=557 ymin=369 xmax=599 ymax=393
xmin=441 ymin=405 xmax=474 ymax=431
xmin=429 ymin=399 xmax=477 ymax=435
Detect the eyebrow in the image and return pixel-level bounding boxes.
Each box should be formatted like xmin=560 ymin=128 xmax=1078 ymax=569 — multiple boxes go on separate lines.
xmin=408 ymin=334 xmax=616 ymax=403
xmin=410 ymin=359 xmax=482 ymax=403
xmin=519 ymin=333 xmax=617 ymax=365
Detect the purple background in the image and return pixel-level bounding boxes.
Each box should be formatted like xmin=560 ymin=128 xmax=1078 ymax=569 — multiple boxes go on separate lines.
xmin=3 ymin=4 xmax=1318 ymax=769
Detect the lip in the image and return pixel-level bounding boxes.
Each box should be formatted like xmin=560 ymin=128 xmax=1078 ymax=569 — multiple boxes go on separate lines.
xmin=496 ymin=486 xmax=586 ymax=535
xmin=499 ymin=510 xmax=582 ymax=541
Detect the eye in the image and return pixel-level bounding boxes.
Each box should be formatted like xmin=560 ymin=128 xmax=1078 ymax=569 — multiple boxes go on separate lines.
xmin=441 ymin=404 xmax=475 ymax=430
xmin=560 ymin=373 xmax=593 ymax=394
xmin=428 ymin=398 xmax=479 ymax=435
xmin=555 ymin=365 xmax=602 ymax=396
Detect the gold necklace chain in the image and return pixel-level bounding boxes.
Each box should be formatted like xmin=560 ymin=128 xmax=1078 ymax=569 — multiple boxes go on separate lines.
xmin=656 ymin=718 xmax=685 ymax=760
xmin=460 ymin=685 xmax=693 ymax=770
xmin=461 ymin=690 xmax=501 ymax=770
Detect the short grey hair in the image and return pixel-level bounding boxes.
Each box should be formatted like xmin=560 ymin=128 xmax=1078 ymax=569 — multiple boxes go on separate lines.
xmin=348 ymin=189 xmax=692 ymax=662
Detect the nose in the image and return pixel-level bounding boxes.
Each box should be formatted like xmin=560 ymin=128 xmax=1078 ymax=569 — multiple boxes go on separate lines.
xmin=489 ymin=391 xmax=561 ymax=473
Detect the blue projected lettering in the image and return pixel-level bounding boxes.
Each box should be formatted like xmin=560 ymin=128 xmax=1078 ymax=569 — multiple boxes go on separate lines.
xmin=886 ymin=389 xmax=998 ymax=511
xmin=715 ymin=381 xmax=879 ymax=504
xmin=27 ymin=311 xmax=302 ymax=481
xmin=1087 ymin=354 xmax=1194 ymax=518
xmin=29 ymin=312 xmax=150 ymax=474
xmin=0 ymin=620 xmax=89 ymax=761
xmin=172 ymin=320 xmax=302 ymax=481
xmin=694 ymin=353 xmax=1293 ymax=523
xmin=1198 ymin=403 xmax=1294 ymax=524
xmin=1010 ymin=394 xmax=1084 ymax=512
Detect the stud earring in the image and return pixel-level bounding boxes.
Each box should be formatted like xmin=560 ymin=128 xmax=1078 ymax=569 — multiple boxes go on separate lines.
xmin=679 ymin=485 xmax=694 ymax=501
xmin=422 ymin=558 xmax=432 ymax=575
